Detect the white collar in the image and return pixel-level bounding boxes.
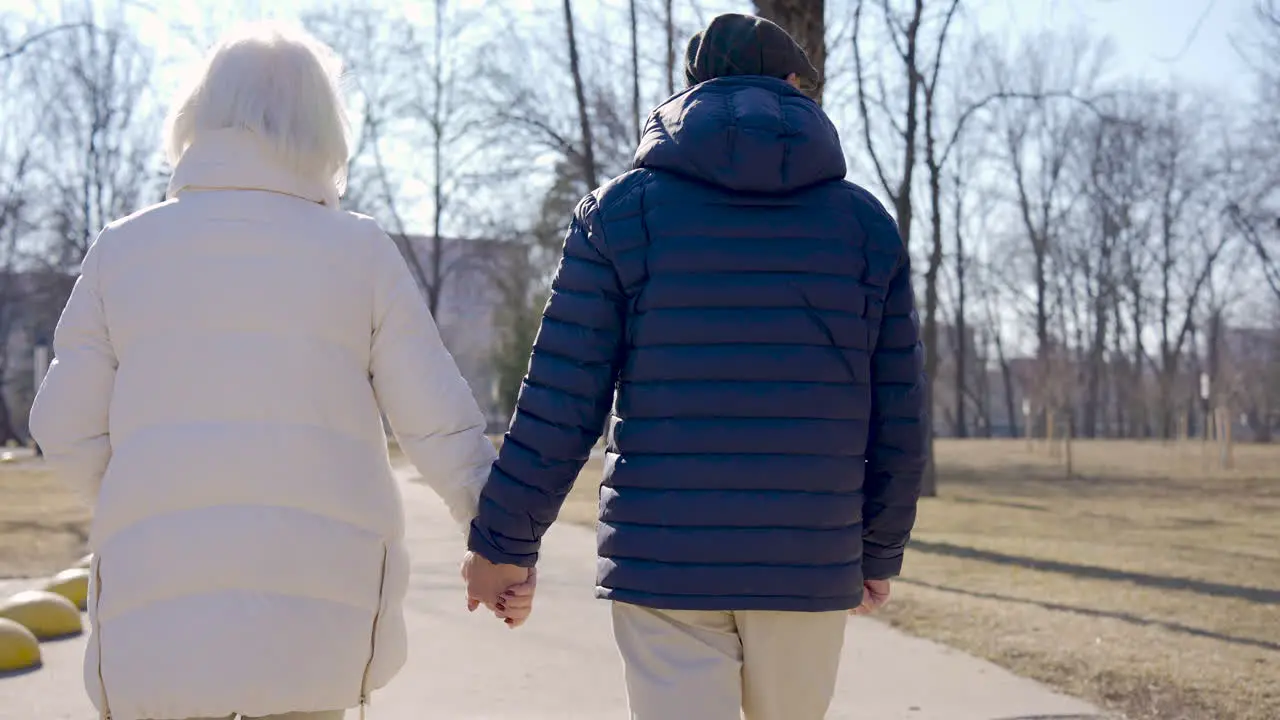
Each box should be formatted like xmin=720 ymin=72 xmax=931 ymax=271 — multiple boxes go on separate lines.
xmin=167 ymin=129 xmax=340 ymax=208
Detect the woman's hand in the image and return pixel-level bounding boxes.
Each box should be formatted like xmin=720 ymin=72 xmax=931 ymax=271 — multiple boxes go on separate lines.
xmin=494 ymin=568 xmax=537 ymax=629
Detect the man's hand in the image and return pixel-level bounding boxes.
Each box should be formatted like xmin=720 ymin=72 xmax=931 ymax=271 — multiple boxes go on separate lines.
xmin=850 ymin=579 xmax=891 ymax=616
xmin=461 ymin=551 xmax=530 ymax=617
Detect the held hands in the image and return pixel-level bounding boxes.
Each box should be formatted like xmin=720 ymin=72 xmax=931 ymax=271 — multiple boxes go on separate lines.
xmin=850 ymin=579 xmax=891 ymax=616
xmin=461 ymin=551 xmax=537 ymax=628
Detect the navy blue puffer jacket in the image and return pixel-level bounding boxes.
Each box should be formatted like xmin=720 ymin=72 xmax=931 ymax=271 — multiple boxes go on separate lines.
xmin=469 ymin=76 xmax=927 ymax=612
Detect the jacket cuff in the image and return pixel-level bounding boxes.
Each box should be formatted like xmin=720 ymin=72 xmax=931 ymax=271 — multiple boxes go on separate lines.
xmin=861 ymin=553 xmax=904 ymax=581
xmin=467 ymin=522 xmax=539 ymax=568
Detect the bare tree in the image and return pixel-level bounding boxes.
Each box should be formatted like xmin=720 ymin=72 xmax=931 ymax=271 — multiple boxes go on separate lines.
xmin=1231 ymin=1 xmax=1280 ymax=303
xmin=852 ymin=0 xmax=974 ymax=494
xmin=1147 ymin=92 xmax=1232 ymax=437
xmin=947 ymin=149 xmax=970 ymax=436
xmin=630 ymin=0 xmax=643 ymax=140
xmin=32 ymin=6 xmax=159 ymax=270
xmin=665 ymin=0 xmax=677 ymax=95
xmin=404 ymin=0 xmax=499 ymax=314
xmin=1074 ymin=97 xmax=1150 ymax=437
xmin=0 ymin=21 xmax=94 ymax=64
xmin=986 ymin=31 xmax=1107 ymax=436
xmin=851 ymin=0 xmax=923 ymax=253
xmin=307 ymin=8 xmax=429 ymax=288
xmin=918 ymin=0 xmax=962 ymax=455
xmin=564 ymin=0 xmax=599 ymax=189
xmin=309 ymin=3 xmax=496 ymax=315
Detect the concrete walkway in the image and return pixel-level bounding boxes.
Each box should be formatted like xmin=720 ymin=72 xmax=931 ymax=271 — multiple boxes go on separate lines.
xmin=1 ymin=471 xmax=1105 ymax=720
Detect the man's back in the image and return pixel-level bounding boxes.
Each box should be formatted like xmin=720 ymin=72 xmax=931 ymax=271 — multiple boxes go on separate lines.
xmin=471 ymin=74 xmax=926 ymax=612
xmin=464 ymin=13 xmax=927 ymax=720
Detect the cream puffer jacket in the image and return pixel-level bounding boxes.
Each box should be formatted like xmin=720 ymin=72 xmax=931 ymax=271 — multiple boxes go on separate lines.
xmin=29 ymin=129 xmax=497 ymax=720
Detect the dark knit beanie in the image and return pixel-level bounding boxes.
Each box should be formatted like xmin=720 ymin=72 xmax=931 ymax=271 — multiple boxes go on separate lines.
xmin=684 ymin=13 xmax=820 ymax=90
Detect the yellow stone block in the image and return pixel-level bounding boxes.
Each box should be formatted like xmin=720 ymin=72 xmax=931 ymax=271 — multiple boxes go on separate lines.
xmin=0 ymin=591 xmax=83 ymax=640
xmin=0 ymin=618 xmax=42 ymax=673
xmin=42 ymin=568 xmax=91 ymax=611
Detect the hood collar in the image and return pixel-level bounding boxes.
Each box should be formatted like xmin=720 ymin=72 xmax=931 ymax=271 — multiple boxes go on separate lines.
xmin=634 ymin=76 xmax=846 ymax=194
xmin=167 ymin=129 xmax=340 ymax=208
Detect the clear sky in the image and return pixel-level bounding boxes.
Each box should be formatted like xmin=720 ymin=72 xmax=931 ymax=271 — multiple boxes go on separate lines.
xmin=969 ymin=0 xmax=1258 ymax=99
xmin=5 ymin=0 xmax=1259 ymax=99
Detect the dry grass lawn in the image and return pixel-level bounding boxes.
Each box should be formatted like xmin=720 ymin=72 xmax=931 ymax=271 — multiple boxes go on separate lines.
xmin=5 ymin=439 xmax=1276 ymax=719
xmin=0 ymin=454 xmax=91 ymax=578
xmin=560 ymin=439 xmax=1280 ymax=720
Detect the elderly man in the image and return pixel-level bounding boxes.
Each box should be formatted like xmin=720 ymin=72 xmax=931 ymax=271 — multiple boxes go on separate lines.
xmin=465 ymin=13 xmax=926 ymax=720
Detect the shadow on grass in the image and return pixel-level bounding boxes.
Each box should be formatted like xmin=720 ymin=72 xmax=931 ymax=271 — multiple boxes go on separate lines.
xmin=899 ymin=578 xmax=1280 ymax=653
xmin=949 ymin=496 xmax=1051 ymax=512
xmin=910 ymin=540 xmax=1280 ymax=604
xmin=989 ymin=715 xmax=1113 ymax=720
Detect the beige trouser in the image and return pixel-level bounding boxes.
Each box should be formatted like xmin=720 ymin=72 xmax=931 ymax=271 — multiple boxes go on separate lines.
xmin=160 ymin=707 xmax=345 ymax=712
xmin=611 ymin=602 xmax=848 ymax=720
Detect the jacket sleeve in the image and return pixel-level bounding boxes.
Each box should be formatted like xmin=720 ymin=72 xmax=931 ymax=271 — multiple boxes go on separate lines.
xmin=468 ymin=195 xmax=625 ymax=567
xmin=369 ymin=229 xmax=496 ymax=534
xmin=862 ymin=251 xmax=928 ymax=580
xmin=29 ymin=234 xmax=117 ymax=500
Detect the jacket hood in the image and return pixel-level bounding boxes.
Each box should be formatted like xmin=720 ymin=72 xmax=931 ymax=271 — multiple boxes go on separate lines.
xmin=633 ymin=76 xmax=846 ymax=193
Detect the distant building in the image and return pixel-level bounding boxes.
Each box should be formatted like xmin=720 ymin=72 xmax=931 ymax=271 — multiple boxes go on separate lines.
xmin=1220 ymin=325 xmax=1280 ymax=442
xmin=401 ymin=235 xmax=525 ymax=432
xmin=1 ymin=270 xmax=73 ymax=444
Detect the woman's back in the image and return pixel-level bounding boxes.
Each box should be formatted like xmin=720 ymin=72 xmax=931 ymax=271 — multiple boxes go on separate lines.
xmin=29 ymin=37 xmax=496 ymax=717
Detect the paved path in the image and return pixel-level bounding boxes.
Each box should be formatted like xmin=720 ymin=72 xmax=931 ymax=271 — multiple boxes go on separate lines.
xmin=1 ymin=472 xmax=1106 ymax=720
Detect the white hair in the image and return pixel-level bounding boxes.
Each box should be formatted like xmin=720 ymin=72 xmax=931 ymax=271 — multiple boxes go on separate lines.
xmin=164 ymin=21 xmax=351 ymax=195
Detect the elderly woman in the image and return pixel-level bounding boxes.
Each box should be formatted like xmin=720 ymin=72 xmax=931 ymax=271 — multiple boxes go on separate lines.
xmin=29 ymin=22 xmax=529 ymax=720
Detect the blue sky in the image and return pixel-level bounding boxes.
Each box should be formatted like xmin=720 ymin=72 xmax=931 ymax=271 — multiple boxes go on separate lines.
xmin=6 ymin=0 xmax=1257 ymax=98
xmin=969 ymin=0 xmax=1257 ymax=98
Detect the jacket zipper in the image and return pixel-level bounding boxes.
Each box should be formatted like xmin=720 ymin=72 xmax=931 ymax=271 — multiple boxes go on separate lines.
xmin=93 ymin=556 xmax=112 ymax=720
xmin=358 ymin=544 xmax=389 ymax=720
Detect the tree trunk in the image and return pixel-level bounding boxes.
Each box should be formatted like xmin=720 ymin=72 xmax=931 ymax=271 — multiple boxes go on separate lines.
xmin=975 ymin=331 xmax=993 ymax=437
xmin=428 ymin=0 xmax=447 ymax=315
xmin=996 ymin=330 xmax=1018 ymax=439
xmin=1133 ymin=333 xmax=1150 ymax=437
xmin=1084 ymin=234 xmax=1111 ymax=438
xmin=952 ymin=175 xmax=968 ymax=438
xmin=1084 ymin=312 xmax=1106 ymax=438
xmin=920 ymin=150 xmax=943 ymax=495
xmin=1207 ymin=309 xmax=1223 ymax=427
xmin=753 ymin=0 xmax=826 ymax=105
xmin=1111 ymin=300 xmax=1127 ymax=438
xmin=1034 ymin=244 xmax=1049 ymax=435
xmin=665 ymin=0 xmax=676 ymax=95
xmin=562 ymin=0 xmax=598 ymax=189
xmin=630 ymin=0 xmax=642 ymax=140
